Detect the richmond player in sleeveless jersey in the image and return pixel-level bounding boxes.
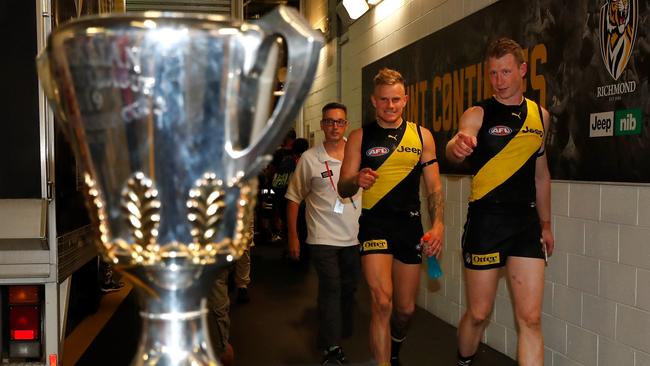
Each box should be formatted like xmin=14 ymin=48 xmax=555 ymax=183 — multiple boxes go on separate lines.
xmin=358 ymin=120 xmax=425 ymax=264
xmin=447 ymin=38 xmax=554 ymax=366
xmin=339 ymin=68 xmax=444 ymax=366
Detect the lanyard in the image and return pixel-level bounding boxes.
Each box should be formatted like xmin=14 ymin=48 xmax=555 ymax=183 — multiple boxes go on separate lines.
xmin=324 ymin=161 xmax=357 ymax=209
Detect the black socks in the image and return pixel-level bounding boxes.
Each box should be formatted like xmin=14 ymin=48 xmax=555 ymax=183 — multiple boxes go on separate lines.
xmin=390 ymin=335 xmax=405 ymax=364
xmin=456 ymin=351 xmax=475 ymax=365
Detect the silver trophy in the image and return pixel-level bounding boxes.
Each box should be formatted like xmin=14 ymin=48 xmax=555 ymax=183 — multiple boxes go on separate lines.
xmin=38 ymin=6 xmax=322 ymax=365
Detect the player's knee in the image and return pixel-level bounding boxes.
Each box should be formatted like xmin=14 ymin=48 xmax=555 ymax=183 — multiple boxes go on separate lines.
xmin=370 ymin=291 xmax=392 ymax=317
xmin=517 ymin=311 xmax=541 ymax=330
xmin=376 ymin=300 xmax=392 ymax=318
xmin=467 ymin=307 xmax=492 ymax=326
xmin=394 ymin=302 xmax=415 ymax=320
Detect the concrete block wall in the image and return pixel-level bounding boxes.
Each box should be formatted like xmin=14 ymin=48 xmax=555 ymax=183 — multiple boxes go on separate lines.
xmin=302 ymin=37 xmax=338 ymax=144
xmin=429 ymin=178 xmax=650 ymax=366
xmin=299 ymin=0 xmax=337 ymax=142
xmin=301 ymin=0 xmax=650 ymax=365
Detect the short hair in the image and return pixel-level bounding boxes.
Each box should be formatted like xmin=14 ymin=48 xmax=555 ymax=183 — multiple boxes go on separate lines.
xmin=485 ymin=37 xmax=525 ymax=65
xmin=373 ymin=68 xmax=405 ymax=88
xmin=292 ymin=138 xmax=309 ymax=155
xmin=322 ymin=102 xmax=347 ymax=116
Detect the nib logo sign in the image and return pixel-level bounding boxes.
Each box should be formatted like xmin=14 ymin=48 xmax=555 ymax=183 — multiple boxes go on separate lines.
xmin=615 ymin=108 xmax=642 ymax=136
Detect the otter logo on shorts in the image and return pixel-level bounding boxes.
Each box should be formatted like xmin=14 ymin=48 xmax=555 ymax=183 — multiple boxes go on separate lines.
xmin=471 ymin=252 xmax=500 ymax=266
xmin=362 ymin=239 xmax=388 ymax=251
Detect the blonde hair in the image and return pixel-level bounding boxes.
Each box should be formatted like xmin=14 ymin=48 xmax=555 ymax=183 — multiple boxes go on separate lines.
xmin=373 ymin=68 xmax=405 ymax=88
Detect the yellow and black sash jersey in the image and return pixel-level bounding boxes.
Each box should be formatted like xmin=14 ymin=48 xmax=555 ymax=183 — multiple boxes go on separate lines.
xmin=360 ymin=120 xmax=423 ymax=215
xmin=468 ymin=97 xmax=544 ymax=205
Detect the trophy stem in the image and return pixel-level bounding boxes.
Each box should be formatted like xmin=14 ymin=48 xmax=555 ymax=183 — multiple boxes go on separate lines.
xmin=126 ymin=263 xmax=221 ymax=366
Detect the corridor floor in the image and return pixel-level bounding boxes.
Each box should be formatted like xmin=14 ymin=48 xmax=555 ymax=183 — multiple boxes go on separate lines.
xmin=227 ymin=244 xmax=516 ymax=366
xmin=75 ymin=244 xmax=517 ymax=365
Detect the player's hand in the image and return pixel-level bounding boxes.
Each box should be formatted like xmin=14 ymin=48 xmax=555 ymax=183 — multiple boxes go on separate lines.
xmin=357 ymin=168 xmax=379 ymax=189
xmin=288 ymin=236 xmax=300 ymax=260
xmin=541 ymin=227 xmax=554 ymax=257
xmin=421 ymin=223 xmax=443 ymax=257
xmin=450 ymin=132 xmax=477 ymax=159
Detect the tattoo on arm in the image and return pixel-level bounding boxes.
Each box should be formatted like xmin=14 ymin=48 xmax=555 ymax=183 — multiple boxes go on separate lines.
xmin=427 ymin=190 xmax=444 ymax=224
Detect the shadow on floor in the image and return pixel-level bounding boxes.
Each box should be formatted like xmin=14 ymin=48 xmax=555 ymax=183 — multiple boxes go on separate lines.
xmin=75 ymin=244 xmax=516 ymax=365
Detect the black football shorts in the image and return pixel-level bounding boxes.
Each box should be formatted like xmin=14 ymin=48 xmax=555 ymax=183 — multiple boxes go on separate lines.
xmin=461 ymin=202 xmax=544 ymax=270
xmin=358 ymin=212 xmax=424 ymax=265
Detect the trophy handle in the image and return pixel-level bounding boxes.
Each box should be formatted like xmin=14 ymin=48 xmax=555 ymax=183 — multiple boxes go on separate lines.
xmin=36 ymin=51 xmax=66 ymax=123
xmin=226 ymin=6 xmax=323 ymax=180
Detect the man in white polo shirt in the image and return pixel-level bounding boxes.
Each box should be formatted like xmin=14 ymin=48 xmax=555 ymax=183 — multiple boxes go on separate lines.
xmin=286 ymin=102 xmax=362 ymax=365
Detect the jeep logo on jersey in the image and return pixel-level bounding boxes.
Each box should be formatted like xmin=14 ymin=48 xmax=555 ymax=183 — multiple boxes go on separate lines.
xmin=599 ymin=0 xmax=638 ymax=80
xmin=366 ymin=147 xmax=389 ymax=157
xmin=521 ymin=126 xmax=544 ymax=137
xmin=395 ymin=145 xmax=422 ymax=154
xmin=488 ymin=125 xmax=513 ymax=136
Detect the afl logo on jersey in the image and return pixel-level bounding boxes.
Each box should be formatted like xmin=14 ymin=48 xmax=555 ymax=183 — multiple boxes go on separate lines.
xmin=488 ymin=125 xmax=513 ymax=136
xmin=366 ymin=147 xmax=389 ymax=157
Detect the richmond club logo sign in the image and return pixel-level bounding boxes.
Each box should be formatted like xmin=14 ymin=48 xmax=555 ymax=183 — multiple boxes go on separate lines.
xmin=599 ymin=0 xmax=639 ymax=80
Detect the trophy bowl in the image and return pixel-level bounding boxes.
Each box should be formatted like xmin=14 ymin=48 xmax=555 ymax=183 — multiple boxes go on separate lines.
xmin=38 ymin=6 xmax=323 ymax=365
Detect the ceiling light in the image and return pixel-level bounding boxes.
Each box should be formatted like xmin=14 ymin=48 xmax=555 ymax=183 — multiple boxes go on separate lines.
xmin=342 ymin=0 xmax=369 ymax=20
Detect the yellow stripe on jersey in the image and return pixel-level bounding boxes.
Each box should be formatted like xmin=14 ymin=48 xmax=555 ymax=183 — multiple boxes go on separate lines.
xmin=363 ymin=122 xmax=422 ymax=209
xmin=470 ymin=99 xmax=543 ymax=202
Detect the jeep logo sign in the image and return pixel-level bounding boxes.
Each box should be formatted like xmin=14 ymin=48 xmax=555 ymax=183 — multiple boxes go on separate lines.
xmin=589 ymin=111 xmax=614 ymax=137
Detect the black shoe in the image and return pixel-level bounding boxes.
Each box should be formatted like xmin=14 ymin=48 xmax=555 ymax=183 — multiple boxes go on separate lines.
xmin=270 ymin=234 xmax=284 ymax=244
xmin=322 ymin=346 xmax=348 ymax=365
xmin=237 ymin=287 xmax=250 ymax=304
xmin=100 ymin=280 xmax=124 ymax=293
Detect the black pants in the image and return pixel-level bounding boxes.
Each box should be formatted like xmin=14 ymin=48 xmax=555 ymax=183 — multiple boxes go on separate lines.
xmin=310 ymin=244 xmax=361 ymax=348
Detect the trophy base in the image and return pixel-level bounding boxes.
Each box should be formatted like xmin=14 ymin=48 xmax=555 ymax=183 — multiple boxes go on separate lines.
xmin=131 ymin=300 xmax=220 ymax=366
xmin=120 ymin=259 xmax=226 ymax=366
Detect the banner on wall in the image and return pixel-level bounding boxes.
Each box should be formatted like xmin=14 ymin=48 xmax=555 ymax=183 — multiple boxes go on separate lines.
xmin=361 ymin=0 xmax=650 ymax=182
